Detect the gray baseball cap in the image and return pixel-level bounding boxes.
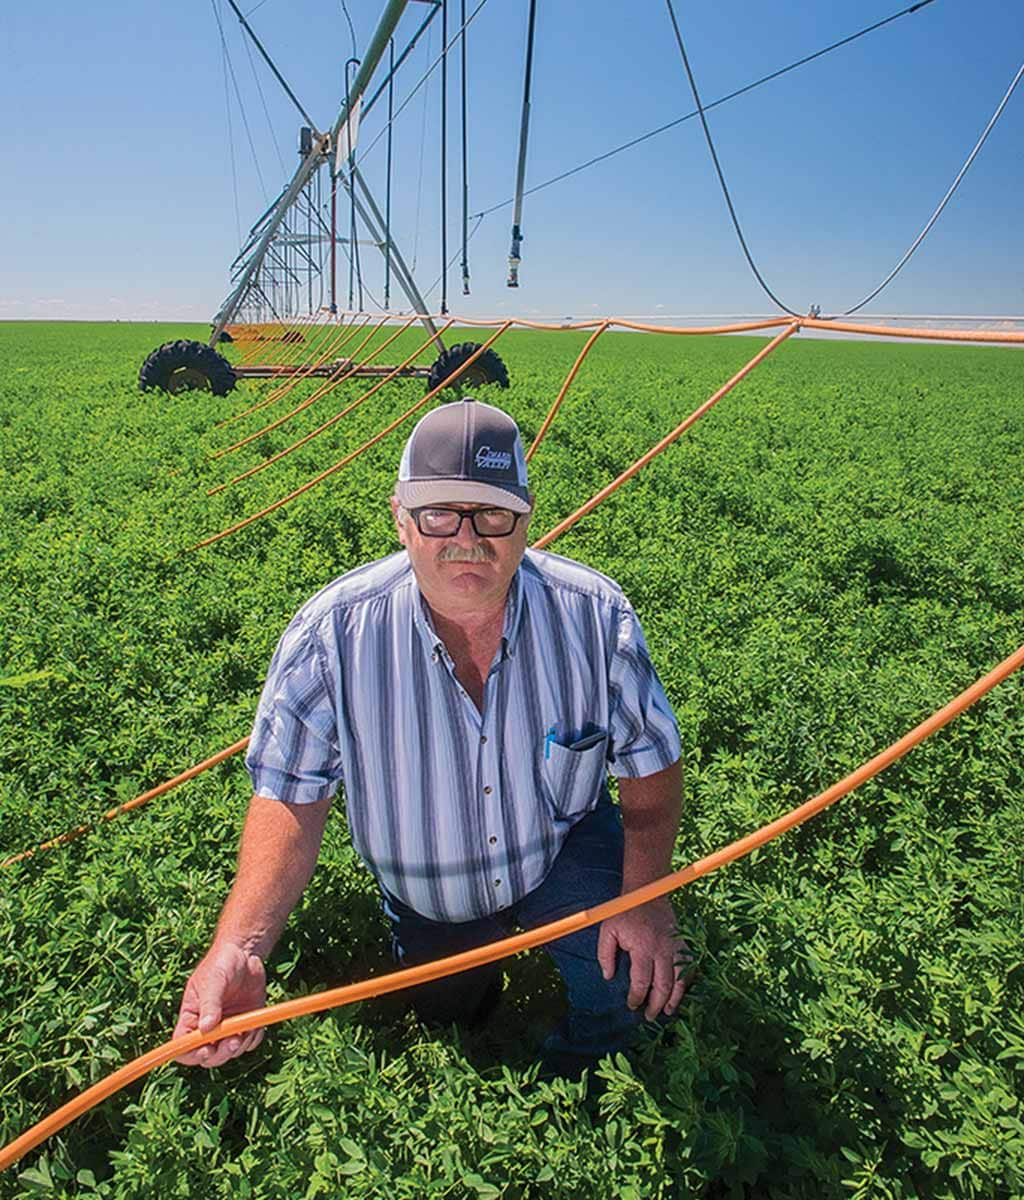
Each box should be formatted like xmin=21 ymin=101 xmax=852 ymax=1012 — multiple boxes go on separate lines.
xmin=395 ymin=398 xmax=531 ymax=513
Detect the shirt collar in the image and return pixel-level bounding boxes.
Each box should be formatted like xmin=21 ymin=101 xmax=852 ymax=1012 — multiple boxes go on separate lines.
xmin=410 ymin=563 xmax=525 ymax=661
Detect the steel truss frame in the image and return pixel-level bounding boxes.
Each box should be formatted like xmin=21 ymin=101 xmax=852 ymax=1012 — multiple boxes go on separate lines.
xmin=210 ymin=0 xmax=444 ymax=349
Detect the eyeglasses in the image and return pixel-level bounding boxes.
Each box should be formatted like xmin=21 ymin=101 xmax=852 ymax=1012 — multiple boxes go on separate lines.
xmin=408 ymin=506 xmax=521 ymax=538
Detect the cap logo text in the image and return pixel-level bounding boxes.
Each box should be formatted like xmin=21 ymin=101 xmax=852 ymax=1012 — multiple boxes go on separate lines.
xmin=475 ymin=445 xmax=512 ymax=472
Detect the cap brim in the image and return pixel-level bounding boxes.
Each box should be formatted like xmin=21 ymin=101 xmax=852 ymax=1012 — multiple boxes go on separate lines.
xmin=395 ymin=479 xmax=532 ymax=513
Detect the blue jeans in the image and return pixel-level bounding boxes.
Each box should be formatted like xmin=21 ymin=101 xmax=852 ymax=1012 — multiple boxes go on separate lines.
xmin=380 ymin=797 xmax=643 ymax=1073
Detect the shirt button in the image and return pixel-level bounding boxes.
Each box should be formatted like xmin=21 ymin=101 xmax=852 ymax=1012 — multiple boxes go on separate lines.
xmin=483 ymin=785 xmax=493 ymax=795
xmin=480 ymin=735 xmax=487 ymax=744
xmin=489 ymin=835 xmax=498 ymax=845
xmin=494 ymin=879 xmax=502 ymax=888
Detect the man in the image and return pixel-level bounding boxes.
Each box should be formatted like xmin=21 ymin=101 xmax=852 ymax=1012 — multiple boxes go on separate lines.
xmin=175 ymin=398 xmax=687 ymax=1076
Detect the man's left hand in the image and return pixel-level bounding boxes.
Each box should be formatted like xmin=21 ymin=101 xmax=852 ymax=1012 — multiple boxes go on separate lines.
xmin=597 ymin=898 xmax=691 ymax=1020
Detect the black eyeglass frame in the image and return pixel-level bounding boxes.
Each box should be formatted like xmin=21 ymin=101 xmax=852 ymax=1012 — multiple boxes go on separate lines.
xmin=407 ymin=506 xmax=523 ymax=538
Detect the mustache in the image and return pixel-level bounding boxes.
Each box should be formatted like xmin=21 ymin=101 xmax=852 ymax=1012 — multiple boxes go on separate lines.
xmin=436 ymin=542 xmax=496 ymax=563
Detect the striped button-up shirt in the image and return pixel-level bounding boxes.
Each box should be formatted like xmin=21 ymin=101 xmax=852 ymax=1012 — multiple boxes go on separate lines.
xmin=246 ymin=548 xmax=681 ymax=923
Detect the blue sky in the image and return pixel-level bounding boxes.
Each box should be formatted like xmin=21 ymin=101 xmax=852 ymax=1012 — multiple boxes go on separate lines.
xmin=1 ymin=0 xmax=1021 ymax=322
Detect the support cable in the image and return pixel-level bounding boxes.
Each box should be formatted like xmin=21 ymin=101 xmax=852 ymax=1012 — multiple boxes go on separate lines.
xmin=223 ymin=0 xmax=320 ymax=134
xmin=472 ymin=0 xmax=938 ymax=222
xmin=440 ymin=0 xmax=449 ymax=314
xmin=353 ymin=0 xmax=490 ymax=170
xmin=346 ymin=57 xmax=361 ymax=311
xmin=240 ymin=28 xmax=286 ymax=175
xmin=338 ymin=0 xmax=358 ymax=60
xmin=663 ymin=0 xmax=799 ymax=316
xmin=839 ymin=58 xmax=1024 ymax=316
xmin=411 ymin=23 xmax=433 ymax=274
xmin=365 ymin=3 xmax=441 ymax=118
xmin=339 ymin=231 xmax=383 ymax=311
xmin=421 ymin=214 xmax=484 ymax=301
xmin=507 ymin=0 xmax=538 ymax=288
xmin=460 ymin=0 xmax=471 ymax=295
xmin=218 ymin=1 xmax=243 ymax=246
xmin=211 ymin=0 xmax=270 ymax=205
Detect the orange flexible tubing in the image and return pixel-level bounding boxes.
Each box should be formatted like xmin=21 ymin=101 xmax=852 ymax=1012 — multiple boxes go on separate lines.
xmin=235 ymin=320 xmax=289 ymax=362
xmin=214 ymin=315 xmax=356 ymax=429
xmin=211 ymin=318 xmax=375 ymax=445
xmin=240 ymin=315 xmax=321 ymax=368
xmin=345 ymin=311 xmax=1024 ymax=343
xmin=278 ymin=315 xmax=336 ymax=364
xmin=251 ymin=314 xmax=351 ymax=383
xmin=3 ymin=638 xmax=1021 ymax=1173
xmin=230 ymin=326 xmax=275 ymax=366
xmin=533 ymin=321 xmax=801 ymax=549
xmin=610 ymin=316 xmax=793 ymax=336
xmin=526 ymin=323 xmax=610 ymax=463
xmin=231 ymin=323 xmax=276 ymax=366
xmin=215 ymin=316 xmax=335 ymax=427
xmin=204 ymin=319 xmax=458 ymax=498
xmin=801 ymin=318 xmax=1024 ymax=345
xmin=191 ymin=324 xmax=512 ymax=551
xmin=0 ymin=321 xmax=790 ymax=863
xmin=5 ymin=322 xmax=786 ymax=864
xmin=0 ymin=739 xmax=251 ymax=870
xmin=250 ymin=317 xmax=377 ymax=413
xmin=241 ymin=314 xmax=331 ymax=374
xmin=337 ymin=311 xmax=796 ymax=336
xmin=210 ymin=318 xmax=416 ymax=466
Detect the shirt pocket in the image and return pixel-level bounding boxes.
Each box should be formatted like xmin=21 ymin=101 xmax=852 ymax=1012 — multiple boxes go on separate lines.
xmin=542 ymin=730 xmax=609 ymax=822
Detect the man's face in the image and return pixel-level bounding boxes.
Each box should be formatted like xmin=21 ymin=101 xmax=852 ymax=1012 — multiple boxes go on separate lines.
xmin=391 ymin=497 xmax=532 ymax=614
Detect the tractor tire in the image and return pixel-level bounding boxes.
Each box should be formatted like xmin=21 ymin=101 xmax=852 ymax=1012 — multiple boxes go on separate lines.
xmin=138 ymin=339 xmax=237 ymax=396
xmin=427 ymin=342 xmax=510 ymax=394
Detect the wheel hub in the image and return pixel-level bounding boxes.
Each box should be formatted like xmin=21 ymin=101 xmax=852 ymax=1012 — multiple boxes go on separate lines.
xmin=166 ymin=367 xmax=210 ymax=393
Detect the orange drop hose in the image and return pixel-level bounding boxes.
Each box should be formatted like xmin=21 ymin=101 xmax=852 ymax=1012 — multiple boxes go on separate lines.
xmin=533 ymin=321 xmax=801 ymax=548
xmin=526 ymin=322 xmax=609 ymax=462
xmin=0 ymin=738 xmax=251 ymax=870
xmin=4 ymin=321 xmax=793 ymax=866
xmin=800 ymin=317 xmax=1024 ymax=344
xmin=2 ymin=638 xmax=1021 ymax=1173
xmin=215 ymin=315 xmax=350 ymax=428
xmin=191 ymin=324 xmax=512 ymax=551
xmin=610 ymin=316 xmax=794 ymax=336
xmin=210 ymin=318 xmax=415 ymax=463
xmin=206 ymin=319 xmax=456 ymax=497
xmin=246 ymin=318 xmax=377 ymax=416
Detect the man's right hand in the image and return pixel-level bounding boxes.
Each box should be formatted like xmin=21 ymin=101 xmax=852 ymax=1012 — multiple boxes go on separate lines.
xmin=173 ymin=942 xmax=267 ymax=1068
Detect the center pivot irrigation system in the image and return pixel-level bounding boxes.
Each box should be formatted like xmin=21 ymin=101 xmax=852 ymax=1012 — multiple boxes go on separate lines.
xmin=135 ymin=0 xmax=1023 ymax=401
xmin=138 ymin=0 xmax=513 ymax=399
xmin=5 ymin=0 xmax=1024 ymax=1178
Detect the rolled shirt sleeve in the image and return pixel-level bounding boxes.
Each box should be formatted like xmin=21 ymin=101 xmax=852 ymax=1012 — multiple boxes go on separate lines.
xmin=606 ymin=601 xmax=681 ymax=778
xmin=245 ymin=619 xmax=343 ymax=805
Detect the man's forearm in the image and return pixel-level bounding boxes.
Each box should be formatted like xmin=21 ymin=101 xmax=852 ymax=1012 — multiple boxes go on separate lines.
xmin=212 ymin=793 xmax=332 ymax=960
xmin=617 ymin=759 xmax=683 ymax=893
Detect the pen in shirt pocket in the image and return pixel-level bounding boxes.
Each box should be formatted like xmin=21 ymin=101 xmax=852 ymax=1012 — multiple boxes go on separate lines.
xmin=544 ymin=725 xmax=606 ymax=757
